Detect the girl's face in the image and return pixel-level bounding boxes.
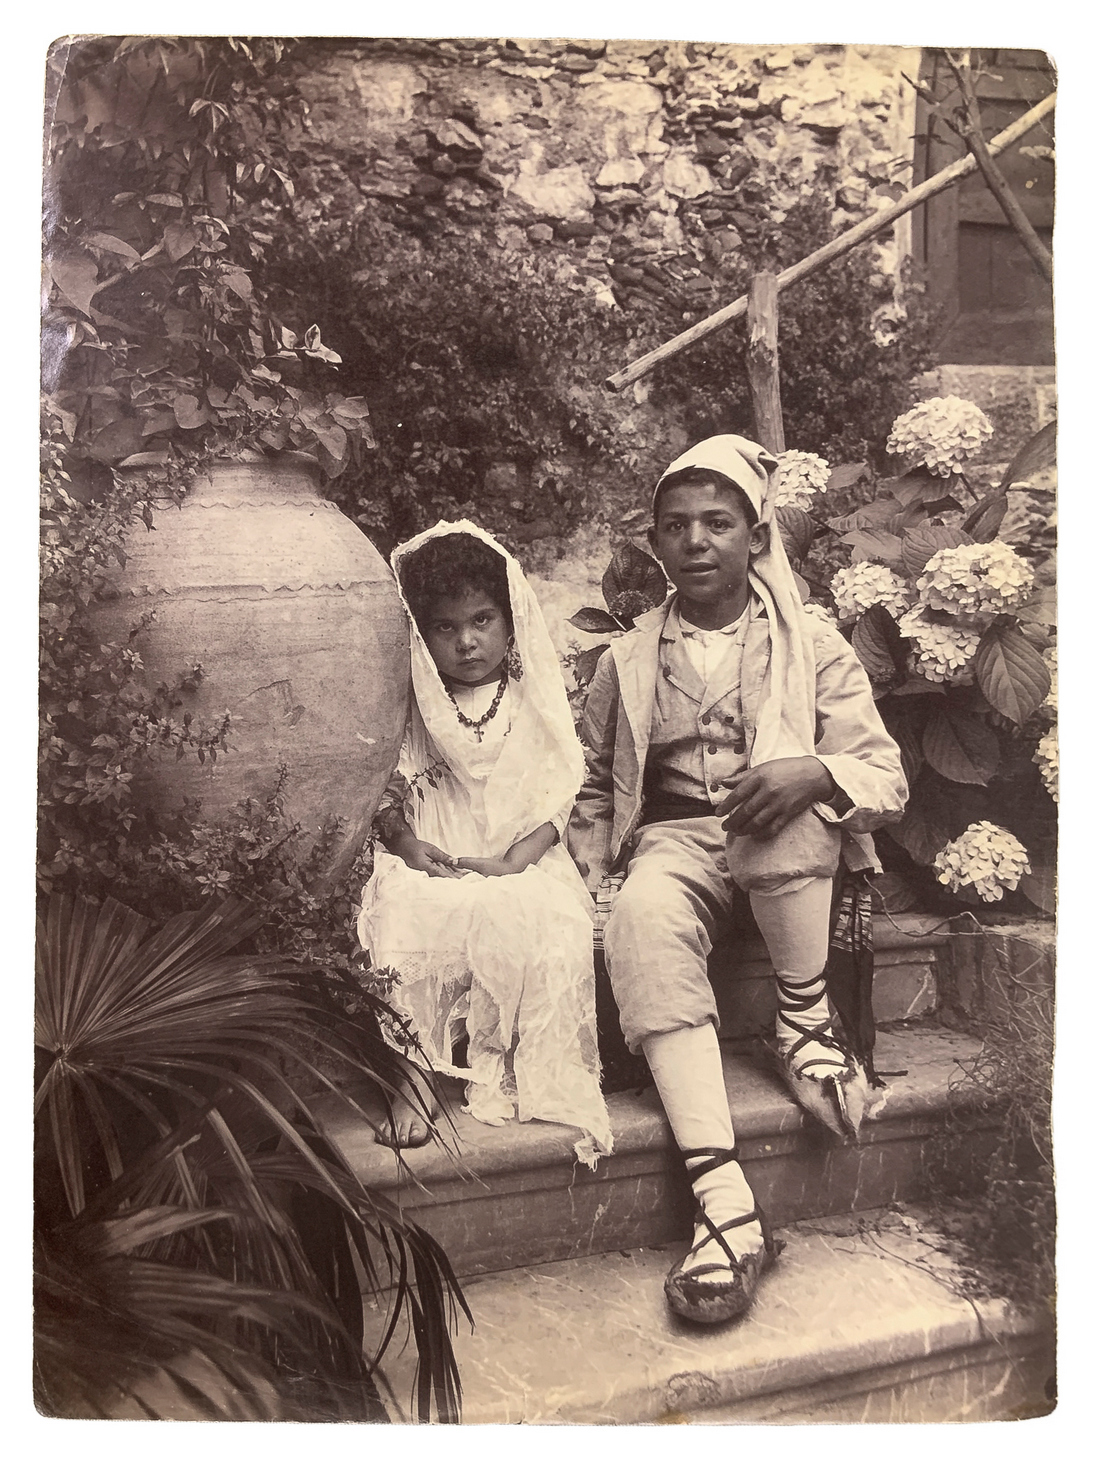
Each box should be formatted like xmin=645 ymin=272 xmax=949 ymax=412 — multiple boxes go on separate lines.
xmin=422 ymin=587 xmax=511 ymax=686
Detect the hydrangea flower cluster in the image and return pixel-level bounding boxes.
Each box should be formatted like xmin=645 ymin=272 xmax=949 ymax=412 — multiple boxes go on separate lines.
xmin=773 ymin=450 xmax=831 ymax=510
xmin=917 ymin=540 xmax=1034 ymax=617
xmin=886 ymin=396 xmax=994 ymax=476
xmin=933 ymin=822 xmax=1031 ymax=903
xmin=897 ymin=606 xmax=983 ymax=684
xmin=1034 ymin=729 xmax=1058 ymax=801
xmin=830 ymin=562 xmax=911 ymax=623
xmin=801 ymin=601 xmax=839 ymax=628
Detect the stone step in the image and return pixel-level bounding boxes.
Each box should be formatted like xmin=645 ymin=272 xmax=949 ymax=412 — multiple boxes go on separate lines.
xmin=319 ymin=1026 xmax=994 ymax=1281
xmin=371 ymin=1207 xmax=1055 ymax=1424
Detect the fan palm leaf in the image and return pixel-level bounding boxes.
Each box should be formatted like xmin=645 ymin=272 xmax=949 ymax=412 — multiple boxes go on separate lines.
xmin=35 ymin=892 xmax=472 ymax=1421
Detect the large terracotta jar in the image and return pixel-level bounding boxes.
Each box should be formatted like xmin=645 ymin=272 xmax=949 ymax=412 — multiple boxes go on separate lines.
xmin=93 ymin=455 xmax=409 ymax=890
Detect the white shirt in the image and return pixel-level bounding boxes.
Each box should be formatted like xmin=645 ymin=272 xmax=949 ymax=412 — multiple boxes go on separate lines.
xmin=677 ymin=605 xmax=750 ymax=687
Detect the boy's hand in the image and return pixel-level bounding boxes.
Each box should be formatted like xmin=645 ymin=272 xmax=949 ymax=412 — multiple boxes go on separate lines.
xmin=393 ymin=834 xmax=467 ymax=878
xmin=717 ymin=757 xmax=836 ymax=840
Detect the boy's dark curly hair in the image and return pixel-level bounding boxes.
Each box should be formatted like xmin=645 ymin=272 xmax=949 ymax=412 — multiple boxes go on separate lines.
xmin=399 ymin=532 xmax=513 ymax=632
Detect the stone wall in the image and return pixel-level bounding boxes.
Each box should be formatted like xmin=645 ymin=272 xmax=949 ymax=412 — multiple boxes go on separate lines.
xmin=294 ymin=37 xmax=921 ymax=337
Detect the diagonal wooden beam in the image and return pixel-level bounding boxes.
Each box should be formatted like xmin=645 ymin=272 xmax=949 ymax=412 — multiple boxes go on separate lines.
xmin=946 ymin=50 xmax=1054 ymax=283
xmin=605 ymin=89 xmax=1056 ymax=393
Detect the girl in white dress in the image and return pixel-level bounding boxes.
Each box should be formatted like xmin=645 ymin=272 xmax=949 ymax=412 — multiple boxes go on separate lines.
xmin=357 ymin=522 xmax=612 ymax=1167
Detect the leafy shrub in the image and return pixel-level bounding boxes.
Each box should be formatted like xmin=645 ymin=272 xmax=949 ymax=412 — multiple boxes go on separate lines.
xmin=263 ymin=222 xmax=643 ymax=551
xmin=257 ymin=155 xmax=938 ymax=552
xmin=44 ymin=37 xmax=372 ymax=478
xmin=643 ymin=188 xmax=940 ymax=466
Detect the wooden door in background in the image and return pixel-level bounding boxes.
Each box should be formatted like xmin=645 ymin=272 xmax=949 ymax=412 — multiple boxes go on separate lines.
xmin=912 ymin=49 xmax=1055 ymax=365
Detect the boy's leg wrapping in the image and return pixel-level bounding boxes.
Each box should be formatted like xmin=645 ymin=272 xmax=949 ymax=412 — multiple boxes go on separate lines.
xmin=748 ymin=874 xmax=837 ymax=1078
xmin=642 ymin=1023 xmax=764 ymax=1262
xmin=604 ymin=818 xmax=763 ymax=1267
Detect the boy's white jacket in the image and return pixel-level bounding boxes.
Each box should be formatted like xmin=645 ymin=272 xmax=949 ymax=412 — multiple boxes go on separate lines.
xmin=566 ymin=595 xmax=908 ymax=892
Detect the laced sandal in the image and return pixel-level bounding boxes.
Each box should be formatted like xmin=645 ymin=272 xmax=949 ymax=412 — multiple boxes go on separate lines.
xmin=771 ymin=974 xmax=874 ymax=1139
xmin=664 ymin=1147 xmax=784 ymax=1325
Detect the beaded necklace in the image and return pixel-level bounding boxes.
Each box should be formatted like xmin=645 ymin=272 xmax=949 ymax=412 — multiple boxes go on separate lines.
xmin=446 ymin=667 xmax=508 ymax=743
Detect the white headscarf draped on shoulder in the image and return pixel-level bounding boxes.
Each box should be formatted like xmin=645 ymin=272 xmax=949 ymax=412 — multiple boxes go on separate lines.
xmin=655 ymin=434 xmax=818 ymax=766
xmin=390 ymin=519 xmax=585 ymax=855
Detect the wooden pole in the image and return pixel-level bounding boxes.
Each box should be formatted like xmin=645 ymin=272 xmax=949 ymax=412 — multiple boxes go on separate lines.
xmin=747 ymin=272 xmax=785 ymax=454
xmin=947 ymin=51 xmax=1054 ymax=283
xmin=604 ymin=89 xmax=1056 ymax=392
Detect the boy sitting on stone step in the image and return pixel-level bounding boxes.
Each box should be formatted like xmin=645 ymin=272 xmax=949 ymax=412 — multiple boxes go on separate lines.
xmin=567 ymin=435 xmax=907 ymax=1325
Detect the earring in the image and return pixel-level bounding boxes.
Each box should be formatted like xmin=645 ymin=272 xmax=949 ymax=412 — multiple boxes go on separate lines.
xmin=505 ymin=637 xmax=524 ymax=681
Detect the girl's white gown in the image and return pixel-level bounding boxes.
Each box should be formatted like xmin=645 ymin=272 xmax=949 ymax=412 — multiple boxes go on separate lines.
xmin=357 ymin=523 xmax=612 ymax=1167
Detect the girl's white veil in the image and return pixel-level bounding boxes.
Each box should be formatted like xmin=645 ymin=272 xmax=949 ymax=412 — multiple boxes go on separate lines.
xmin=390 ymin=520 xmax=585 ymax=856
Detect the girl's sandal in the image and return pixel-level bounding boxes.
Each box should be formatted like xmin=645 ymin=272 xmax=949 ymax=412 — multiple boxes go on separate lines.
xmin=664 ymin=1147 xmax=784 ymax=1325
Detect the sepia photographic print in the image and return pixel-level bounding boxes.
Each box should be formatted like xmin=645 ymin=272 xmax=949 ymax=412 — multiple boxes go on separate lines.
xmin=37 ymin=28 xmax=1059 ymax=1428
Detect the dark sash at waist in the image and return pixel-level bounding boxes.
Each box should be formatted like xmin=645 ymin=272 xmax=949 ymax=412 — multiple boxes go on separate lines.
xmin=639 ymin=793 xmax=718 ymax=827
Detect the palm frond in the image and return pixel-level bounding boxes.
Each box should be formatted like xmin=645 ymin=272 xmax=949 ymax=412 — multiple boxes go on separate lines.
xmin=35 ymin=1237 xmax=377 ymax=1420
xmin=35 ymin=891 xmax=471 ymax=1421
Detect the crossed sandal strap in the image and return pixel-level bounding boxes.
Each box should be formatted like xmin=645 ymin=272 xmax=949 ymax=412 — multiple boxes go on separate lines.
xmin=774 ymin=972 xmax=856 ymax=1080
xmin=682 ymin=1202 xmax=784 ymax=1274
xmin=780 ymin=1018 xmax=855 ymax=1080
xmin=677 ymin=1147 xmax=784 ymax=1273
xmin=679 ymin=1144 xmax=741 ymax=1182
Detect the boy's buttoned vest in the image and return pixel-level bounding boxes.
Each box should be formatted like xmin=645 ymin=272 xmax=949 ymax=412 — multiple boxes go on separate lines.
xmin=646 ymin=612 xmax=751 ymax=807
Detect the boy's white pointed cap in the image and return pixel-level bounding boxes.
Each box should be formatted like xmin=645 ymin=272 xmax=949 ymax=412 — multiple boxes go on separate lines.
xmin=654 ymin=434 xmax=778 ymax=516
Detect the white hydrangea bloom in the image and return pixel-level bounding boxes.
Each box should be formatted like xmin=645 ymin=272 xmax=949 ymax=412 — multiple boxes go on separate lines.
xmin=917 ymin=540 xmax=1034 ymax=617
xmin=887 ymin=395 xmax=994 ymax=476
xmin=1043 ymin=644 xmax=1057 ymax=713
xmin=831 ymin=562 xmax=911 ymax=623
xmin=897 ymin=606 xmax=984 ymax=685
xmin=801 ymin=600 xmax=839 ymax=628
xmin=933 ymin=822 xmax=1031 ymax=903
xmin=773 ymin=450 xmax=831 ymax=510
xmin=1034 ymin=729 xmax=1058 ymax=801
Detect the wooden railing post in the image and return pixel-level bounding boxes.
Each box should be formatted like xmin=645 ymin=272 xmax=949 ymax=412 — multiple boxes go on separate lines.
xmin=747 ymin=272 xmax=785 ymax=455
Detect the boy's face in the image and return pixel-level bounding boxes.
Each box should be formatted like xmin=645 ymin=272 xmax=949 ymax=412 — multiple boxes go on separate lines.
xmin=648 ymin=480 xmax=767 ymax=626
xmin=421 ymin=587 xmax=511 ymax=686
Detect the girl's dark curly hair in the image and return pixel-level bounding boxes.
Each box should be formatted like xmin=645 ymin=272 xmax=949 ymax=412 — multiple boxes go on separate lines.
xmin=399 ymin=532 xmax=513 ymax=633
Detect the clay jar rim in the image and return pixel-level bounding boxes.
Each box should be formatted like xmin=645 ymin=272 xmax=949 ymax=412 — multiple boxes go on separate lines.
xmin=116 ymin=450 xmax=326 ymax=507
xmin=193 ymin=451 xmax=323 ymax=499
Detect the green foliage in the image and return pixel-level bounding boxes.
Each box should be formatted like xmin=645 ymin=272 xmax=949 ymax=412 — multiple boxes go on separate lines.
xmin=566 ymin=541 xmax=669 ymax=693
xmin=35 ymin=892 xmax=469 ymax=1420
xmin=44 ymin=36 xmax=373 ymax=478
xmin=39 ymin=407 xmax=233 ymax=897
xmin=265 ymin=224 xmax=642 ymax=550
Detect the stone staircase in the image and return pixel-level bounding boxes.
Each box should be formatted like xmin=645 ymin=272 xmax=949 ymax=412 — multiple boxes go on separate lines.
xmin=316 ymin=914 xmax=1056 ymax=1424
